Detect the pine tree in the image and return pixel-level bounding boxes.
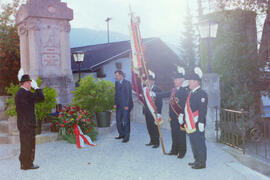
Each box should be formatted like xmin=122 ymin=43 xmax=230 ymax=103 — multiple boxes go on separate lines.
xmin=179 ymin=2 xmax=197 ymax=72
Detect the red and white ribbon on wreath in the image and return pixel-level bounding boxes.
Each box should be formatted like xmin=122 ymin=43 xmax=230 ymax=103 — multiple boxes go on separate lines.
xmin=73 ymin=124 xmax=96 ymax=148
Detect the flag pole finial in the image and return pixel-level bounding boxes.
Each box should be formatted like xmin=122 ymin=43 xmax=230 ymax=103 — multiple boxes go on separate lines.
xmin=128 ymin=0 xmax=134 ymax=17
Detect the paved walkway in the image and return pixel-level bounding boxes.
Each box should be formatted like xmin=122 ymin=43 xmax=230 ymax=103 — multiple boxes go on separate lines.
xmin=0 ymin=122 xmax=269 ymax=180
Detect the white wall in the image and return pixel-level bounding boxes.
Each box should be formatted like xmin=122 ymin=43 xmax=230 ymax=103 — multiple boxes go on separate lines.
xmin=103 ymin=57 xmax=131 ymax=82
xmin=72 ymin=57 xmax=131 ymax=83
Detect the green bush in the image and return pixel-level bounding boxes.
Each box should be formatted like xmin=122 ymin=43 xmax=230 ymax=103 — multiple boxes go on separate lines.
xmin=5 ymin=78 xmax=58 ymax=121
xmin=72 ymin=75 xmax=115 ymax=114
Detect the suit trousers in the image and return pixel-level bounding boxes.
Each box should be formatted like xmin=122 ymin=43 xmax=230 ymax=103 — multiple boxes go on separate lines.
xmin=144 ymin=110 xmax=159 ymax=145
xmin=116 ymin=108 xmax=130 ymax=139
xmin=189 ymin=128 xmax=207 ymax=165
xmin=170 ymin=116 xmax=186 ymax=156
xmin=19 ymin=129 xmax=36 ymax=167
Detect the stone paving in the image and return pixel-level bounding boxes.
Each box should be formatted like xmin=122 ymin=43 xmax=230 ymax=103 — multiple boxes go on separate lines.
xmin=0 ymin=122 xmax=269 ymax=180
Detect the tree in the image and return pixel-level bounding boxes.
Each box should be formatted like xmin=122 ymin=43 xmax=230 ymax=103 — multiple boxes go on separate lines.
xmin=197 ymin=1 xmax=266 ymax=112
xmin=179 ymin=2 xmax=197 ymax=71
xmin=208 ymin=0 xmax=268 ymax=12
xmin=258 ymin=1 xmax=270 ymax=83
xmin=0 ymin=0 xmax=21 ymax=95
xmin=207 ymin=10 xmax=261 ymax=113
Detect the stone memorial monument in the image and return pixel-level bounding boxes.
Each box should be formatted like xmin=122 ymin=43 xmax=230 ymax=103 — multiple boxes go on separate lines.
xmin=16 ymin=0 xmax=74 ymax=104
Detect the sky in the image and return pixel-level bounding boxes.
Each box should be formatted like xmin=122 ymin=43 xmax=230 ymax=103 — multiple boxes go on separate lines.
xmin=69 ymin=0 xmax=201 ymax=47
xmin=66 ymin=0 xmax=197 ymax=39
xmin=1 ymin=0 xmax=200 ymax=47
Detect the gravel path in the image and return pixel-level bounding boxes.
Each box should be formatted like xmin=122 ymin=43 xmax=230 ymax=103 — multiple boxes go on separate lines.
xmin=0 ymin=122 xmax=269 ymax=180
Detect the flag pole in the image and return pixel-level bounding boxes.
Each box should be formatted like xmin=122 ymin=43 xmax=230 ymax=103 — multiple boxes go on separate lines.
xmin=129 ymin=6 xmax=166 ymax=155
xmin=156 ymin=121 xmax=166 ymax=154
xmin=136 ymin=22 xmax=166 ymax=155
xmin=142 ymin=77 xmax=166 ymax=155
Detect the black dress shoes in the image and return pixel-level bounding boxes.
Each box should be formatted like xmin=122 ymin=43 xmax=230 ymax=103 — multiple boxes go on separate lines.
xmin=21 ymin=164 xmax=39 ymax=170
xmin=167 ymin=151 xmax=177 ymax=156
xmin=152 ymin=144 xmax=159 ymax=148
xmin=115 ymin=136 xmax=124 ymax=139
xmin=191 ymin=163 xmax=206 ymax=169
xmin=145 ymin=142 xmax=154 ymax=146
xmin=177 ymin=154 xmax=185 ymax=159
xmin=122 ymin=138 xmax=129 ymax=143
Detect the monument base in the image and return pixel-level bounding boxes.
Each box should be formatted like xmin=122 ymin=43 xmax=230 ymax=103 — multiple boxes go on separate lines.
xmin=42 ymin=76 xmax=75 ymax=105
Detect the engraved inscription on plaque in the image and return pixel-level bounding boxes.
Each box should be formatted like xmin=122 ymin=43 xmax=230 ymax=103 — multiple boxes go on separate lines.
xmin=42 ymin=34 xmax=60 ymax=66
xmin=42 ymin=47 xmax=60 ymax=66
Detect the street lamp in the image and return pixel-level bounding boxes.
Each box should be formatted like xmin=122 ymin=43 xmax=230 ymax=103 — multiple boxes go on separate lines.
xmin=73 ymin=51 xmax=84 ymax=86
xmin=105 ymin=17 xmax=112 ymax=43
xmin=198 ymin=20 xmax=218 ymax=73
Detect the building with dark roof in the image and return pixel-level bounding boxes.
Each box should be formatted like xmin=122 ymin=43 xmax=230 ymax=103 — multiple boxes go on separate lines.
xmin=71 ymin=38 xmax=181 ymax=91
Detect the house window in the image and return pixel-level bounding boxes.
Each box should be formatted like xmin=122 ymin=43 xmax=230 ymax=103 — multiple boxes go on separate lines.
xmin=97 ymin=67 xmax=106 ymax=78
xmin=115 ymin=62 xmax=122 ymax=70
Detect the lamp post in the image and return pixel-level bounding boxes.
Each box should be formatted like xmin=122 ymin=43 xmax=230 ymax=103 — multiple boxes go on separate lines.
xmin=105 ymin=17 xmax=112 ymax=43
xmin=73 ymin=51 xmax=84 ymax=86
xmin=198 ymin=20 xmax=218 ymax=73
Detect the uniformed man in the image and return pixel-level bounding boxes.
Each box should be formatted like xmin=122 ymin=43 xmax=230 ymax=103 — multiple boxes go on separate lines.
xmin=15 ymin=71 xmax=45 ymax=170
xmin=143 ymin=70 xmax=162 ymax=148
xmin=179 ymin=67 xmax=208 ymax=169
xmin=157 ymin=66 xmax=189 ymax=158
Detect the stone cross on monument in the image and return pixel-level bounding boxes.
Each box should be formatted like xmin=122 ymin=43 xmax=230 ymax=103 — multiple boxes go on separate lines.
xmin=16 ymin=0 xmax=75 ymax=104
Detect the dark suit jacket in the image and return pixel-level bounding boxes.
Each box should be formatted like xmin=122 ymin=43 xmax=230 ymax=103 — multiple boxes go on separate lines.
xmin=115 ymin=79 xmax=133 ymax=110
xmin=143 ymin=84 xmax=162 ymax=114
xmin=15 ymin=88 xmax=45 ymax=132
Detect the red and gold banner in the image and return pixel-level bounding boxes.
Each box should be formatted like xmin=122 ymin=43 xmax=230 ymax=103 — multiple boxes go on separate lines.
xmin=129 ymin=11 xmax=159 ymax=123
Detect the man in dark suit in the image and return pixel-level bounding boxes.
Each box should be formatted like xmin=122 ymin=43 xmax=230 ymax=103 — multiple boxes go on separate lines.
xmin=113 ymin=70 xmax=133 ymax=143
xmin=143 ymin=71 xmax=162 ymax=148
xmin=180 ymin=67 xmax=208 ymax=169
xmin=15 ymin=74 xmax=45 ymax=170
xmin=157 ymin=66 xmax=189 ymax=158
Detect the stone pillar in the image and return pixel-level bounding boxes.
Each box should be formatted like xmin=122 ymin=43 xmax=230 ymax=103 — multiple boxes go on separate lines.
xmin=16 ymin=0 xmax=74 ymax=104
xmin=202 ymin=73 xmax=220 ymax=141
xmin=8 ymin=116 xmax=19 ymax=136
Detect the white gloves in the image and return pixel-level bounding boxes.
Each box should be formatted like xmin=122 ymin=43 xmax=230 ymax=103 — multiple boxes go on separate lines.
xmin=155 ymin=113 xmax=163 ymax=125
xmin=31 ymin=80 xmax=39 ymax=90
xmin=178 ymin=113 xmax=184 ymax=125
xmin=149 ymin=91 xmax=156 ymax=97
xmin=198 ymin=123 xmax=205 ymax=132
xmin=17 ymin=68 xmax=24 ymax=81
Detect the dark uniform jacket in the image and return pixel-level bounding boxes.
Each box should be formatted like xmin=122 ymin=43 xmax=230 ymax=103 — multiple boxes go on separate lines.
xmin=115 ymin=79 xmax=134 ymax=110
xmin=15 ymin=88 xmax=45 ymax=132
xmin=143 ymin=85 xmax=162 ymax=115
xmin=188 ymin=87 xmax=208 ymax=125
xmin=158 ymin=86 xmax=189 ymax=119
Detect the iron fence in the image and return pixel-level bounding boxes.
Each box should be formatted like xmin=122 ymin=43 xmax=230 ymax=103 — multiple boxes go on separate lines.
xmin=215 ymin=108 xmax=270 ymax=160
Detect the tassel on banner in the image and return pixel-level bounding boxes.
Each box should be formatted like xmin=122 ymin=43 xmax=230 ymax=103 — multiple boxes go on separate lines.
xmin=73 ymin=124 xmax=96 ymax=148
